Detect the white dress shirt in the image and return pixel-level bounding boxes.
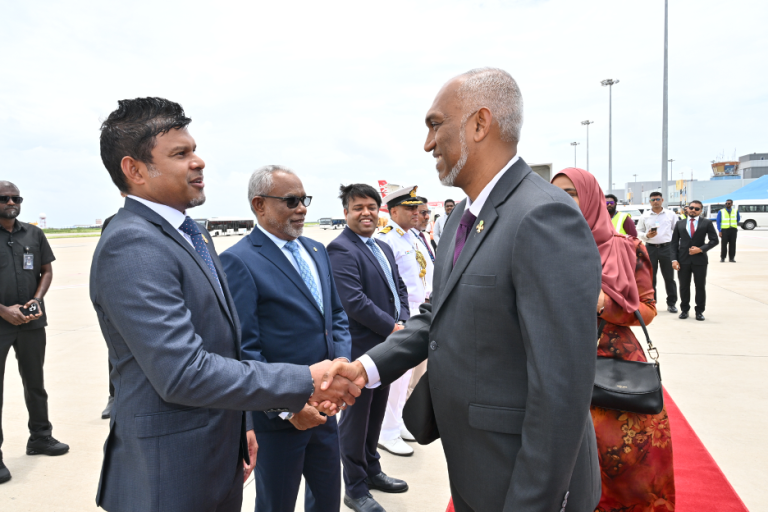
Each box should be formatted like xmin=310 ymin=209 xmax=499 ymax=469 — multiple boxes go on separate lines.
xmin=256 ymin=223 xmax=322 ymax=298
xmin=636 ymin=208 xmax=678 ymax=245
xmin=433 ymin=214 xmax=448 ymax=245
xmin=360 ymin=154 xmax=521 ymax=388
xmin=127 ymin=195 xmax=194 ymax=247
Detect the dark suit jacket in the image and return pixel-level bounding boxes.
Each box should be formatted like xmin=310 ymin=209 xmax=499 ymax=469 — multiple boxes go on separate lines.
xmin=366 ymin=159 xmax=603 ymax=512
xmin=220 ymin=227 xmax=351 ymax=432
xmin=671 ymin=216 xmax=718 ymax=265
xmin=90 ymin=198 xmax=314 ymax=512
xmin=326 ymin=227 xmax=410 ymax=359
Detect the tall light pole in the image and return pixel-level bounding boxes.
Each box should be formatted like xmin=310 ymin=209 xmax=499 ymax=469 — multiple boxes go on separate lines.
xmin=571 ymin=142 xmax=580 ymax=167
xmin=581 ymin=120 xmax=594 ymax=171
xmin=661 ymin=0 xmax=669 ymax=204
xmin=633 ymin=174 xmax=638 ymax=182
xmin=601 ymin=79 xmax=620 ymax=193
xmin=668 ymin=158 xmax=675 ymax=182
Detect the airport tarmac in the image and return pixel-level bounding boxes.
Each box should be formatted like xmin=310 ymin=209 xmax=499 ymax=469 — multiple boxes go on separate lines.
xmin=1 ymin=226 xmax=766 ymax=511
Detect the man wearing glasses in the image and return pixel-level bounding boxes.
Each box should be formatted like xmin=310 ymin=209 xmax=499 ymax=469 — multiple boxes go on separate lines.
xmin=671 ymin=200 xmax=719 ymax=321
xmin=605 ymin=194 xmax=637 ymax=236
xmin=220 ymin=165 xmax=352 ymax=512
xmin=0 ymin=182 xmax=69 ymax=485
xmin=637 ymin=191 xmax=680 ymax=313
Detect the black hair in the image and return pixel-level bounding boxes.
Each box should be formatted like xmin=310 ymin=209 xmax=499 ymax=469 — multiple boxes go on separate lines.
xmin=338 ymin=183 xmax=382 ymax=210
xmin=605 ymin=194 xmax=618 ymax=202
xmin=417 ymin=196 xmax=429 ymax=204
xmin=444 ymin=199 xmax=456 ymax=205
xmin=726 ymin=198 xmax=733 ymax=202
xmin=690 ymin=200 xmax=703 ymax=207
xmin=650 ymin=191 xmax=663 ymax=198
xmin=99 ymin=97 xmax=192 ymax=193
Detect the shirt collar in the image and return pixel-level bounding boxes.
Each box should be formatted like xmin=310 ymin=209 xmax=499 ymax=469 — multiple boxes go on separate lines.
xmin=3 ymin=220 xmax=25 ymax=233
xmin=127 ymin=195 xmax=187 ymax=230
xmin=356 ymin=234 xmax=371 ymax=244
xmin=466 ymin=154 xmax=520 ymax=217
xmin=256 ymin=222 xmax=295 ymax=249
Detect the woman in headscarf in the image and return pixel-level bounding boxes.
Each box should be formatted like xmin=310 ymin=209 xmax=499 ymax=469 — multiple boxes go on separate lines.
xmin=552 ymin=168 xmax=675 ymax=512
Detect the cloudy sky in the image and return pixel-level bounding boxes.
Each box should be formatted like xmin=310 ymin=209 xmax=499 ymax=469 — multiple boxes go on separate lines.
xmin=2 ymin=0 xmax=766 ymax=226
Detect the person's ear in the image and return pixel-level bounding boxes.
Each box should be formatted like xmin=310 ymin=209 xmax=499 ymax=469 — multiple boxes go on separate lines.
xmin=121 ymin=156 xmax=146 ymax=189
xmin=472 ymin=107 xmax=493 ymax=143
xmin=251 ymin=196 xmax=266 ymax=216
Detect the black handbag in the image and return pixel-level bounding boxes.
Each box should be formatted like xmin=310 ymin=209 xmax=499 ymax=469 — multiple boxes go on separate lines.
xmin=402 ymin=371 xmax=440 ymax=445
xmin=592 ymin=310 xmax=664 ymax=415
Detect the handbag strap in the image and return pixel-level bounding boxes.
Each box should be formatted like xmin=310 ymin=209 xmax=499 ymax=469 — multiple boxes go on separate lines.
xmin=597 ymin=313 xmax=660 ymax=364
xmin=633 ymin=310 xmax=660 ymax=363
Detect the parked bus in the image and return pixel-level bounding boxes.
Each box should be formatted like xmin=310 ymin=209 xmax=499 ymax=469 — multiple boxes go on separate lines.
xmin=702 ymin=199 xmax=768 ymax=230
xmin=318 ymin=218 xmax=347 ymax=230
xmin=194 ymin=217 xmax=254 ymax=237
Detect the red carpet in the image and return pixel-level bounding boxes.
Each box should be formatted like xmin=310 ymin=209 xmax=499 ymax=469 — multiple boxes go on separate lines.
xmin=445 ymin=390 xmax=750 ymax=512
xmin=664 ymin=389 xmax=750 ymax=511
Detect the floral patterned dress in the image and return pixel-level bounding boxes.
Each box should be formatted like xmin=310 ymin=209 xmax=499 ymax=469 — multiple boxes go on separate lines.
xmin=592 ymin=238 xmax=675 ymax=512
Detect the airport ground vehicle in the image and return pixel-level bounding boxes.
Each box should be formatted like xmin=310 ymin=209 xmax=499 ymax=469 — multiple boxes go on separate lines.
xmin=319 ymin=218 xmax=347 ymax=230
xmin=702 ymin=200 xmax=768 ymax=230
xmin=194 ymin=217 xmax=254 ymax=236
xmin=616 ymin=205 xmax=644 ymax=226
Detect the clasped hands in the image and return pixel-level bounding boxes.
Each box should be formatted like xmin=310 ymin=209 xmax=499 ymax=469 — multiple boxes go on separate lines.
xmin=306 ymin=359 xmax=370 ymax=417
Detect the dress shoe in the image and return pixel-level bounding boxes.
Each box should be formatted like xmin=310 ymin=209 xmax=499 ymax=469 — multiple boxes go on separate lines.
xmin=720 ymin=258 xmax=725 ymax=263
xmin=400 ymin=427 xmax=415 ymax=442
xmin=667 ymin=305 xmax=678 ymax=314
xmin=0 ymin=461 xmax=10 ymax=484
xmin=729 ymin=259 xmax=736 ymax=263
xmin=365 ymin=472 xmax=408 ymax=493
xmin=26 ymin=436 xmax=70 ymax=456
xmin=378 ymin=437 xmax=413 ymax=456
xmin=696 ymin=313 xmax=705 ymax=321
xmin=679 ymin=311 xmax=689 ymax=319
xmin=102 ymin=396 xmax=114 ymax=419
xmin=344 ymin=493 xmax=385 ymax=512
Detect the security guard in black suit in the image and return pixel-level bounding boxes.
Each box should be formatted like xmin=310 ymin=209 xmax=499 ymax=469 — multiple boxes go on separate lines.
xmin=671 ymin=200 xmax=719 ymax=321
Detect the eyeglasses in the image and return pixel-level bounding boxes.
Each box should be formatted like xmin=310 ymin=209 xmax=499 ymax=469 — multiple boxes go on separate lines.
xmin=605 ymin=201 xmax=616 ymax=206
xmin=419 ymin=211 xmax=431 ymax=216
xmin=688 ymin=206 xmax=701 ymax=211
xmin=650 ymin=198 xmax=662 ymax=202
xmin=260 ymin=195 xmax=312 ymax=208
xmin=0 ymin=196 xmax=23 ymax=204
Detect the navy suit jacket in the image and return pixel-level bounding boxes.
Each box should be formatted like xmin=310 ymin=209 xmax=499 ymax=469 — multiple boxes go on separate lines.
xmin=220 ymin=227 xmax=351 ymax=432
xmin=327 ymin=227 xmax=410 ymax=360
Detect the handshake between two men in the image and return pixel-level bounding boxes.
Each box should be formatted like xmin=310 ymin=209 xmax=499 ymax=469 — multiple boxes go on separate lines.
xmin=302 ymin=359 xmax=371 ymax=428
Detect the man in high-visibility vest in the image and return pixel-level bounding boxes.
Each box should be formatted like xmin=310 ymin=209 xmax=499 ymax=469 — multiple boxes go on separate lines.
xmin=716 ymin=199 xmax=740 ymax=262
xmin=605 ymin=194 xmax=637 ymax=236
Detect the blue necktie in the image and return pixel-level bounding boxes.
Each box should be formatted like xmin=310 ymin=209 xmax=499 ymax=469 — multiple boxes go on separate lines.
xmin=366 ymin=239 xmax=401 ymax=320
xmin=179 ymin=216 xmax=222 ymax=291
xmin=285 ymin=240 xmax=323 ymax=314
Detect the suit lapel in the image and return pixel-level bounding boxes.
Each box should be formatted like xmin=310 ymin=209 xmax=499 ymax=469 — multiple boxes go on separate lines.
xmin=345 ymin=228 xmax=390 ymax=287
xmin=124 ymin=199 xmax=235 ymax=327
xmin=250 ymin=230 xmax=322 ymax=315
xmin=433 ymin=159 xmax=531 ymax=320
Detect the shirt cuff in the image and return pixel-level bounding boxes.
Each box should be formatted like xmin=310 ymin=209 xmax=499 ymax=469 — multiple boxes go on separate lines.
xmin=279 ymin=412 xmax=291 ymax=420
xmin=357 ymin=354 xmax=382 ymax=389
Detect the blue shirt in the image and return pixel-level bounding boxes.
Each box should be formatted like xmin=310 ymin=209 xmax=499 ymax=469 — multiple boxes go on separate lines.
xmin=716 ymin=208 xmax=740 ymax=231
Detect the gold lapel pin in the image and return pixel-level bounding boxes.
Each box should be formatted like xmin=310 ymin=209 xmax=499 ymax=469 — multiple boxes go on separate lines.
xmin=476 ymin=220 xmax=484 ymax=233
xmin=202 ymin=235 xmax=209 ymax=243
xmin=313 ymin=247 xmax=318 ymax=252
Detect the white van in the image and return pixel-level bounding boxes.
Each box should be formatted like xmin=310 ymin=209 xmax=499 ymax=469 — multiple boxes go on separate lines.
xmin=702 ymin=200 xmax=768 ymax=230
xmin=616 ymin=205 xmax=646 ymax=226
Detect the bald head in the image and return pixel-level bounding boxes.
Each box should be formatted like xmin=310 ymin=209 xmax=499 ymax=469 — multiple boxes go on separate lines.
xmin=0 ymin=181 xmax=18 ymax=193
xmin=0 ymin=181 xmax=21 ymax=221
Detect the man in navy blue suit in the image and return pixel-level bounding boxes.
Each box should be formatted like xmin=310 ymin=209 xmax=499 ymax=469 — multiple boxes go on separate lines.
xmin=327 ymin=184 xmax=410 ymax=512
xmin=220 ymin=165 xmax=352 ymax=512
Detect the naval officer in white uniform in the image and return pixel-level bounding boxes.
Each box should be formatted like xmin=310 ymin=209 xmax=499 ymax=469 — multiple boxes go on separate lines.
xmin=375 ymin=186 xmax=427 ymax=456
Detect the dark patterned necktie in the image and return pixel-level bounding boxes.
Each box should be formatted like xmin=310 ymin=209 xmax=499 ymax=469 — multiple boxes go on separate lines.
xmin=453 ymin=209 xmax=477 ymax=266
xmin=179 ymin=216 xmax=222 ymax=291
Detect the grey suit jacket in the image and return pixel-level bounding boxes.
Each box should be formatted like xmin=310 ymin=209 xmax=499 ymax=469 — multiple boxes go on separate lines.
xmin=367 ymin=159 xmax=603 ymax=512
xmin=90 ymin=198 xmax=314 ymax=512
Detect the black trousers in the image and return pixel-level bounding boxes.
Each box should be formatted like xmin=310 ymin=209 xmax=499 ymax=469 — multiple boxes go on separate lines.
xmin=0 ymin=328 xmax=52 ymax=458
xmin=720 ymin=228 xmax=738 ymax=260
xmin=339 ymin=384 xmax=390 ymax=499
xmin=678 ymin=264 xmax=708 ymax=314
xmin=108 ymin=361 xmax=114 ymax=397
xmin=646 ymin=243 xmax=678 ymax=307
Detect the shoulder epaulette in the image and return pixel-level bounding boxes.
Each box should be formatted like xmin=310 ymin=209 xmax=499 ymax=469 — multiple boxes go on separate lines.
xmin=380 ymin=226 xmax=393 ymax=234
xmin=396 ymin=228 xmax=405 ymax=236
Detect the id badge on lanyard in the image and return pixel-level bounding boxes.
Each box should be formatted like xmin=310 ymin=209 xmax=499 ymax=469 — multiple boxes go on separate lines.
xmin=23 ymin=247 xmax=34 ymax=270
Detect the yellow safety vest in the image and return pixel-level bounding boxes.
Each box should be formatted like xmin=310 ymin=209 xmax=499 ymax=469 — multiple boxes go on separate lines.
xmin=721 ymin=208 xmax=738 ymax=229
xmin=611 ymin=211 xmax=631 ymax=235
